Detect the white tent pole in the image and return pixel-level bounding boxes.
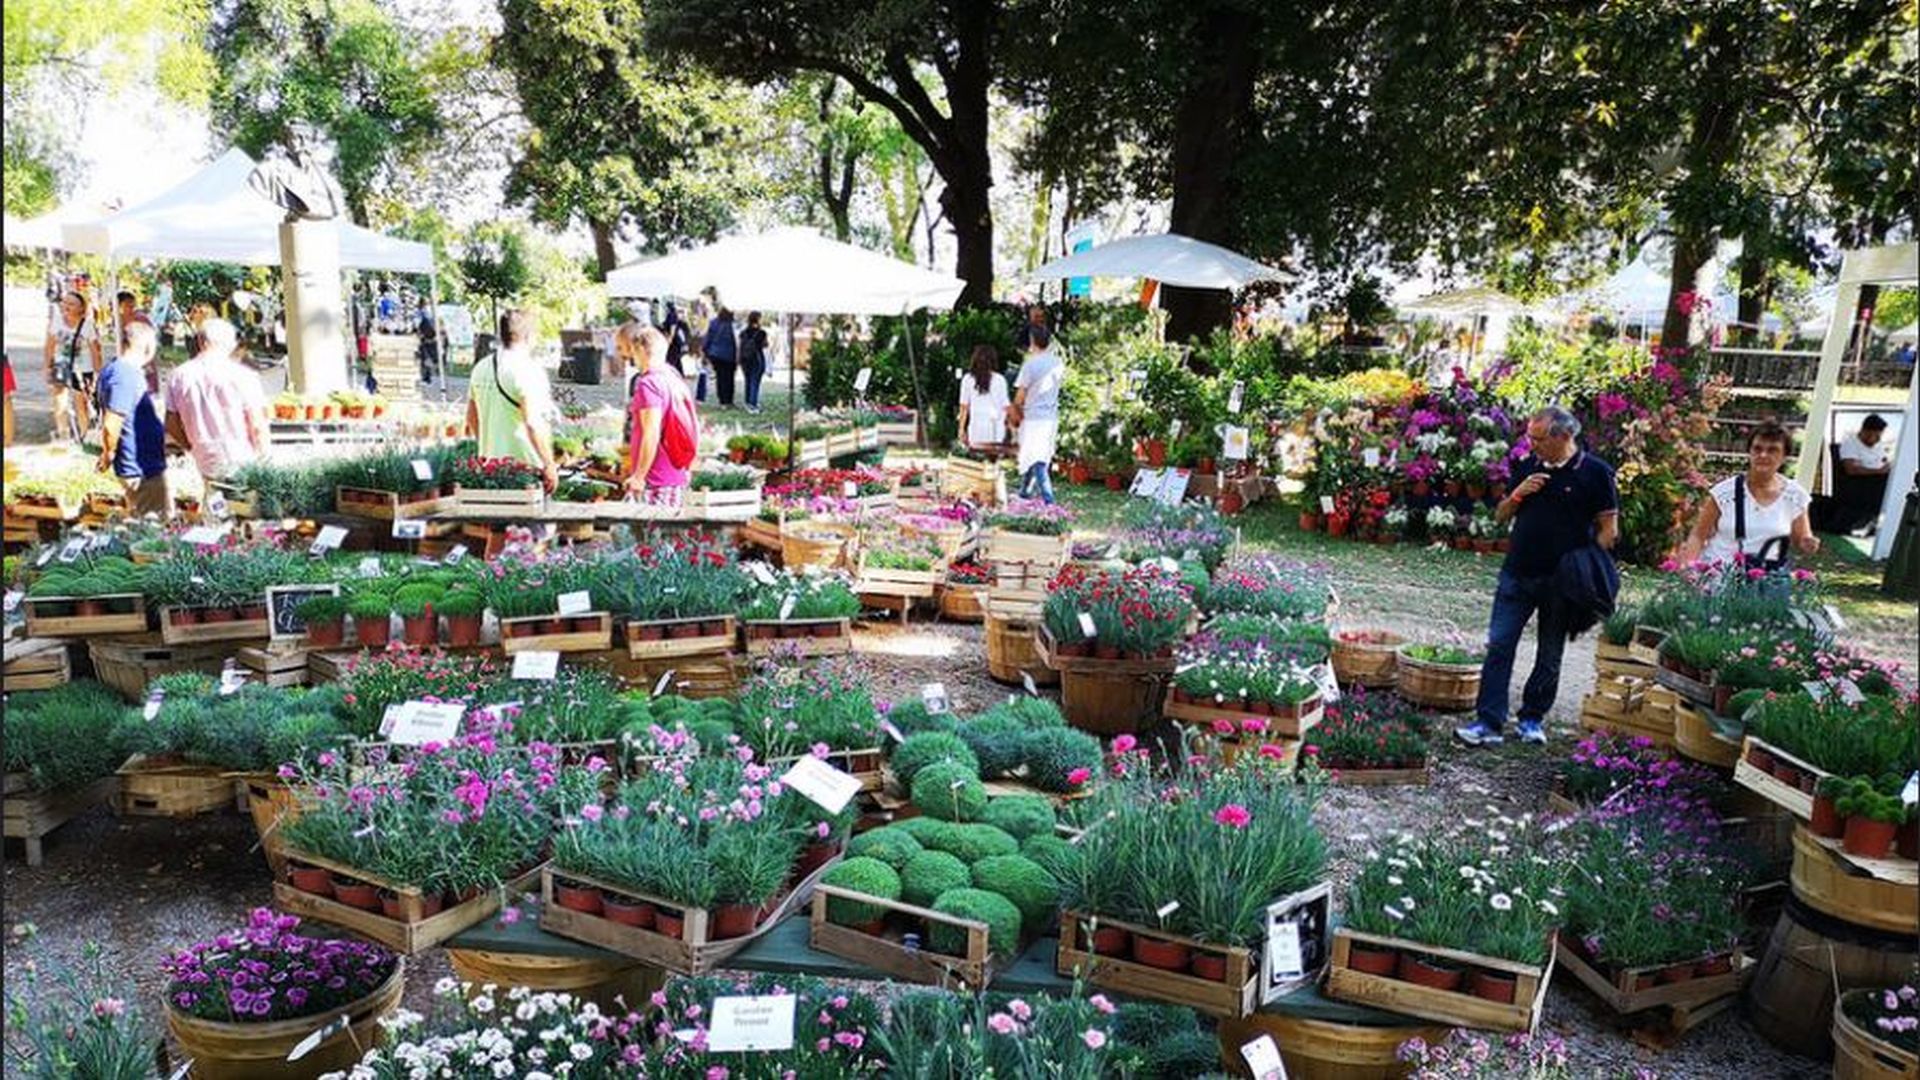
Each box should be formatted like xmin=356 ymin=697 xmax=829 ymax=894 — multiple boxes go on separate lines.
xmin=1873 ymin=364 xmax=1917 ymax=561
xmin=786 ymin=313 xmax=797 ymax=472
xmin=431 ymin=264 xmax=447 ymax=403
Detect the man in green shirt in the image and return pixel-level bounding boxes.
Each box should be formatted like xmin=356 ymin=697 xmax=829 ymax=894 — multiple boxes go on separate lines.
xmin=465 ymin=309 xmax=558 ymax=492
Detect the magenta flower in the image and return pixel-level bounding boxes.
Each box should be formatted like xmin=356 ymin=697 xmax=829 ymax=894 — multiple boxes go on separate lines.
xmin=1214 ymin=804 xmax=1252 ymax=829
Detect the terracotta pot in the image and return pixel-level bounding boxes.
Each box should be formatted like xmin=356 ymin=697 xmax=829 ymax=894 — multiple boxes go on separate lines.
xmin=1348 ymin=943 xmax=1399 ymax=976
xmin=1143 ymin=439 xmax=1168 ymax=467
xmin=76 ymin=598 xmax=109 ymax=617
xmin=1466 ymin=484 xmax=1487 ymax=500
xmin=170 ymin=608 xmax=201 ymax=626
xmin=778 ymin=625 xmax=805 ymax=639
xmin=1468 ymin=968 xmax=1517 ymax=1003
xmin=1444 ymin=481 xmax=1463 ymax=497
xmin=1130 ymin=934 xmax=1191 ymax=971
xmin=1451 ymin=536 xmax=1473 ymax=551
xmin=379 ymin=890 xmax=445 ymax=920
xmin=303 ymin=404 xmax=320 ymax=420
xmin=668 ymin=623 xmax=703 ymax=640
xmin=507 ymin=621 xmax=539 ymax=639
xmin=1325 ymin=515 xmax=1350 ymax=538
xmin=1090 ymin=926 xmax=1131 ymax=957
xmin=1473 ymin=539 xmax=1497 ymax=553
xmin=1410 ymin=481 xmax=1431 ymax=497
xmin=444 ymin=614 xmax=482 ymax=648
xmin=1842 ymin=816 xmax=1898 ymax=859
xmin=1298 ymin=512 xmax=1321 ymax=532
xmin=1658 ymin=962 xmax=1697 ymax=984
xmin=730 ymin=449 xmax=748 ymax=464
xmin=1810 ymin=794 xmax=1845 ymax=838
xmin=1696 ymin=954 xmax=1734 ymax=977
xmin=243 ymin=604 xmax=268 ymax=621
xmin=307 ymin=619 xmax=346 ymax=648
xmin=1057 ymin=642 xmax=1091 ymax=658
xmin=202 ymin=607 xmax=238 ymax=624
xmin=1900 ymin=818 xmax=1919 ymax=860
xmin=793 ymin=841 xmax=840 ymax=882
xmin=554 ymin=880 xmax=604 ymax=915
xmin=354 ymin=615 xmax=391 ymax=648
xmin=1189 ymin=951 xmax=1230 ymax=982
xmin=701 ymin=619 xmax=728 ymax=637
xmin=810 ymin=623 xmax=839 ymax=638
xmin=1396 ymin=953 xmax=1463 ymax=991
xmin=634 ymin=624 xmax=666 ymax=641
xmin=602 ymin=895 xmax=656 ymax=928
xmin=320 ymin=404 xmax=337 ymax=420
xmin=1104 ymin=475 xmax=1125 ymax=491
xmin=287 ymin=865 xmax=333 ymax=897
xmin=402 ymin=613 xmax=438 ymax=647
xmin=1712 ymin=682 xmax=1738 ymax=715
xmin=1068 ymin=462 xmax=1092 ymax=485
xmin=571 ymin=616 xmax=602 ymax=633
xmin=655 ymin=910 xmax=686 ymax=939
xmin=331 ymin=877 xmax=382 ymax=911
xmin=1197 ymin=457 xmax=1216 ymax=475
xmin=1220 ymin=490 xmax=1246 ymax=515
xmin=539 ymin=618 xmax=566 ymax=636
xmin=712 ymin=902 xmax=760 ymax=940
xmin=1771 ymin=761 xmax=1800 ymax=787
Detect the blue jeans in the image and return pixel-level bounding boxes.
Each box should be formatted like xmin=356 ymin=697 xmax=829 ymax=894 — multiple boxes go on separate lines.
xmin=742 ymin=358 xmax=764 ymax=407
xmin=1019 ymin=461 xmax=1055 ymax=504
xmin=1475 ymin=570 xmax=1568 ymax=731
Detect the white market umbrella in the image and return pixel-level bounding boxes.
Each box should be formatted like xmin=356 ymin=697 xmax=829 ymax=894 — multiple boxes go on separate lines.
xmin=1885 ymin=322 xmax=1917 ymax=343
xmin=1028 ymin=232 xmax=1288 ymax=290
xmin=605 ymin=226 xmax=964 ymax=314
xmin=1398 ymin=286 xmax=1535 ymax=317
xmin=3 ymin=212 xmax=72 ymax=251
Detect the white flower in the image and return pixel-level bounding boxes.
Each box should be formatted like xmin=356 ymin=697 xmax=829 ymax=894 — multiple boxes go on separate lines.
xmin=1458 ymin=865 xmax=1478 ymax=879
xmin=1490 ymin=893 xmax=1513 ymax=911
xmin=471 ymin=996 xmax=494 ymax=1014
xmin=1387 ymin=857 xmax=1408 ymax=869
xmin=1539 ymin=900 xmax=1560 ymax=916
xmin=1387 ymin=875 xmax=1404 ymax=886
xmin=570 ymin=1043 xmax=593 ymax=1061
xmin=1399 ymin=895 xmax=1417 ymax=910
xmin=434 ymin=977 xmax=460 ymax=996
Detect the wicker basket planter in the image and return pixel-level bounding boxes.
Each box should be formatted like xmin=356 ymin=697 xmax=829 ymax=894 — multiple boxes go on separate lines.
xmin=165 ymin=962 xmax=404 ymax=1080
xmin=1393 ymin=646 xmax=1481 ymax=712
xmin=1833 ymin=991 xmax=1920 ymax=1080
xmin=1331 ymin=629 xmax=1404 ymax=689
xmin=781 ymin=522 xmax=856 ymax=570
xmin=1036 ymin=627 xmax=1174 ymax=736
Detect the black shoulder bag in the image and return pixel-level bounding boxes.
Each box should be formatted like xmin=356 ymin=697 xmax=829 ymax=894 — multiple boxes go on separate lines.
xmin=1733 ymin=475 xmax=1790 ymax=571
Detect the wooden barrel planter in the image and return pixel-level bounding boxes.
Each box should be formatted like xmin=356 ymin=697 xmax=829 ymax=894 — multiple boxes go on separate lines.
xmin=983 ymin=607 xmax=1058 ymax=687
xmin=1790 ymin=825 xmax=1919 ymax=935
xmin=1745 ymin=899 xmax=1918 ymax=1059
xmin=1834 ymin=991 xmax=1920 ymax=1080
xmin=447 ymin=948 xmax=665 ymax=1014
xmin=1393 ymin=648 xmax=1480 ymax=712
xmin=166 ymin=961 xmax=404 ymax=1079
xmin=938 ymin=583 xmax=986 ymax=623
xmin=1672 ymin=702 xmax=1740 ymax=769
xmin=1217 ymin=1011 xmax=1445 ymax=1080
xmin=1331 ymin=631 xmax=1404 ymax=690
xmin=1037 ymin=629 xmax=1171 ymax=737
xmin=780 ymin=523 xmax=856 ymax=571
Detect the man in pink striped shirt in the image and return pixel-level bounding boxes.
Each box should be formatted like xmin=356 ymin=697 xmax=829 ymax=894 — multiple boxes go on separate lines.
xmin=164 ymin=318 xmax=268 ymax=481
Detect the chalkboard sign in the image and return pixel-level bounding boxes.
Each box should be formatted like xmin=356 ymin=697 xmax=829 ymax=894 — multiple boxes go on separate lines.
xmin=266 ymin=583 xmax=341 ymax=643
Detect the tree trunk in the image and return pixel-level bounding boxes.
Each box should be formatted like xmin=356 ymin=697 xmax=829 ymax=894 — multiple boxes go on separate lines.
xmin=1160 ymin=6 xmax=1259 ymax=344
xmin=588 ymin=218 xmax=618 ymax=279
xmin=1662 ymin=228 xmax=1720 ymax=349
xmin=1659 ymin=24 xmax=1743 ymax=349
xmin=1735 ymin=244 xmax=1771 ymax=346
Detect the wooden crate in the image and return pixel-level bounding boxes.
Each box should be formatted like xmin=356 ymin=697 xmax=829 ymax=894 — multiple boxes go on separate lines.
xmin=1325 ymin=928 xmax=1553 ymax=1034
xmin=538 ymin=858 xmax=837 ymax=975
xmin=499 ymin=612 xmax=614 ymax=654
xmin=739 ymin=517 xmax=784 ymax=553
xmin=1672 ymin=703 xmax=1740 ymax=769
xmin=743 ymin=618 xmax=854 ymax=657
xmin=22 ymin=594 xmax=148 ymax=637
xmin=1797 ymin=825 xmax=1918 ymax=887
xmin=1732 ymin=736 xmax=1823 ymax=820
xmin=1554 ymin=941 xmax=1751 ymax=1015
xmin=1790 ymin=826 xmax=1919 ymax=935
xmin=237 ymin=645 xmax=311 ymax=688
xmin=4 ymin=775 xmax=118 ymax=866
xmin=793 ymin=438 xmax=831 ymax=469
xmin=855 ymin=563 xmax=941 ymax=600
xmin=89 ymin=637 xmax=232 ymax=701
xmin=1163 ymin=689 xmax=1323 ymax=739
xmin=781 ymin=522 xmax=856 ymax=570
xmin=1594 ymin=638 xmax=1657 ymax=680
xmin=600 ymin=653 xmax=741 ymax=699
xmin=114 ymin=755 xmax=236 ymax=818
xmin=1628 ymin=625 xmax=1669 ymax=666
xmin=453 ymin=484 xmax=544 ymax=511
xmin=941 ymin=456 xmax=1004 ymax=502
xmin=1651 ymin=661 xmax=1716 ymax=708
xmin=983 ymin=528 xmax=1072 ymax=568
xmin=273 ymin=847 xmax=543 ymax=954
xmin=1057 ymin=911 xmax=1258 ymax=1018
xmin=808 ymin=885 xmax=998 ymax=988
xmin=7 ymin=494 xmax=85 ymax=520
xmin=2 ymin=643 xmax=70 ymax=692
xmin=625 ymin=616 xmax=736 ymax=660
xmin=876 ymin=416 xmax=919 ymax=445
xmin=1327 ymin=763 xmax=1433 ymax=786
xmin=334 ymin=485 xmax=450 ymax=521
xmin=683 ymin=487 xmax=762 ymax=519
xmin=1578 ymin=674 xmax=1675 ymax=748
xmin=1035 ymin=626 xmax=1177 ymax=677
xmin=158 ymin=607 xmax=270 ymax=646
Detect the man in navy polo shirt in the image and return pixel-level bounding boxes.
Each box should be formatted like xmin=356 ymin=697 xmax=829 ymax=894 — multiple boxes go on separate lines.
xmin=1457 ymin=405 xmax=1618 ymax=747
xmin=96 ymin=321 xmax=171 ymax=519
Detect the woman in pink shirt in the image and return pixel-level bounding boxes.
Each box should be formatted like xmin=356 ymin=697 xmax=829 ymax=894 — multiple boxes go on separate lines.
xmin=620 ymin=321 xmax=696 ymax=506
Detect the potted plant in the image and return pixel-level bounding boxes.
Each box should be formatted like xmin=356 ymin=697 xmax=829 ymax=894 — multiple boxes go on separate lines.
xmin=1834 ymin=985 xmax=1920 ymax=1080
xmin=348 ymin=592 xmax=393 ymax=648
xmin=1837 ymin=779 xmax=1907 ymax=859
xmin=436 ymin=588 xmax=485 ymax=647
xmin=392 ymin=584 xmax=442 ymax=648
xmin=296 ymin=593 xmax=349 ymax=648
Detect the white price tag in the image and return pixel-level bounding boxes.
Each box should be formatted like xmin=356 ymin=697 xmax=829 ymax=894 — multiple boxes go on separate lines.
xmin=1223 ymin=426 xmax=1250 ymax=461
xmin=218 ymin=660 xmax=245 ymax=696
xmin=1077 ymin=612 xmax=1097 ymax=639
xmin=34 ymin=547 xmax=55 ymax=567
xmin=747 ymin=561 xmax=778 ymax=585
xmin=1362 ymin=447 xmax=1380 ymax=468
xmin=706 ymin=995 xmax=797 ymax=1053
xmin=1801 ymin=680 xmax=1831 ymax=702
xmin=1169 ymin=419 xmax=1183 ymax=441
xmin=1903 ymin=772 xmax=1918 ymax=807
xmin=1228 ymin=381 xmax=1244 ymax=413
xmin=388 ymin=701 xmax=465 ymax=746
xmin=1267 ymin=921 xmax=1305 ymax=979
xmin=1155 ymin=468 xmax=1191 ymax=508
xmin=1835 ymin=677 xmax=1866 ymax=706
xmin=86 ymin=530 xmax=110 ymax=551
xmin=1308 ymin=662 xmax=1341 ymax=705
xmin=881 ymin=719 xmax=906 ymax=743
xmin=1822 ymin=603 xmax=1848 ymax=633
xmin=310 ymin=525 xmax=349 ymax=555
xmin=1319 ymin=496 xmax=1335 ymax=515
xmin=853 ymin=367 xmax=873 ymax=394
xmin=287 ymin=1014 xmax=354 ymax=1063
xmin=780 ymin=755 xmax=862 ymax=815
xmin=1021 ymin=671 xmax=1038 ymax=697
xmin=1240 ymin=1034 xmax=1288 ymax=1080
xmin=921 ymin=682 xmax=950 ymax=714
xmin=442 ymin=544 xmax=468 ymax=566
xmin=556 ymin=590 xmax=592 ymax=616
xmin=357 ymin=556 xmax=382 ymax=578
xmin=842 ymin=480 xmax=858 ymax=499
xmin=179 ymin=524 xmax=228 ymax=547
xmin=512 ymin=650 xmax=560 ymax=681
xmin=652 ymin=670 xmax=677 ymax=697
xmin=410 ymin=458 xmax=434 ymax=482
xmin=2 ymin=590 xmax=21 ymax=613
xmin=206 ymin=489 xmax=229 ymax=519
xmin=778 ymin=594 xmax=797 ymax=622
xmin=1129 ymin=468 xmax=1163 ymax=497
xmin=143 ymin=689 xmax=165 ymax=721
xmin=391 ymin=519 xmax=427 ymax=540
xmin=1156 ymin=899 xmax=1181 ymax=919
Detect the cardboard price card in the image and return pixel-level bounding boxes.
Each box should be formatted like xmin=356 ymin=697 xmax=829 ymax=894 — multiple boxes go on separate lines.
xmin=387 ymin=701 xmax=466 ymax=746
xmin=511 ymin=650 xmax=560 ymax=681
xmin=780 ymin=755 xmax=862 ymax=815
xmin=706 ymin=995 xmax=797 ymax=1053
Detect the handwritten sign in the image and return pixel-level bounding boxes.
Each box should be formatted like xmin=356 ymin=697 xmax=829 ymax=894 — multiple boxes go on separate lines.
xmin=267 ymin=584 xmax=340 ymax=642
xmin=781 ymin=755 xmax=862 ymax=815
xmin=512 ymin=650 xmax=560 ymax=681
xmin=706 ymin=995 xmax=796 ymax=1053
xmin=386 ymin=701 xmax=466 ymax=746
xmin=556 ymin=590 xmax=593 ymax=617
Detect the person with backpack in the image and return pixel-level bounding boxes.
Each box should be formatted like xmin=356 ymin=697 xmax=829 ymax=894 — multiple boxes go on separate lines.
xmin=465 ymin=309 xmax=558 ymax=493
xmin=44 ymin=288 xmax=100 ymax=443
xmin=620 ymin=320 xmax=700 ymax=507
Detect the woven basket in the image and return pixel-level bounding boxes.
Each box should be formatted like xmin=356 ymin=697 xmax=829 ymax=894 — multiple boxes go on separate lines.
xmin=780 ymin=522 xmax=856 ymax=571
xmin=984 ymin=610 xmax=1057 ymax=686
xmin=1394 ymin=646 xmax=1481 ymax=711
xmin=940 ymin=583 xmax=987 ymax=623
xmin=1331 ymin=630 xmax=1405 ymax=689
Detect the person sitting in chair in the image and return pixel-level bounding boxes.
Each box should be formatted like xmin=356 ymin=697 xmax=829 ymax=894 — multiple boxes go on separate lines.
xmin=1833 ymin=414 xmax=1892 ymax=534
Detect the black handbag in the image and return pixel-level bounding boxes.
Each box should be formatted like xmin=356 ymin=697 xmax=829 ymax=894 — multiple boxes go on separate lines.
xmin=1733 ymin=475 xmax=1791 ymax=571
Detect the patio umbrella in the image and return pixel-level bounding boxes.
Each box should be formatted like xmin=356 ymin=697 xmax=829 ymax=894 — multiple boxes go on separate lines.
xmin=1027 ymin=233 xmax=1288 ymax=290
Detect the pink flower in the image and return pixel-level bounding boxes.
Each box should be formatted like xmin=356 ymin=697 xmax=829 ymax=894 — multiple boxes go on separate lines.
xmin=1111 ymin=734 xmax=1137 ymax=754
xmin=498 ymin=906 xmax=521 ymax=925
xmin=815 ymin=821 xmax=831 ymax=839
xmin=1214 ymin=804 xmax=1252 ymax=829
xmin=1066 ymin=767 xmax=1092 ymax=787
xmin=1082 ymin=1029 xmax=1107 ymax=1049
xmin=91 ymin=997 xmax=126 ymax=1018
xmin=580 ymin=804 xmax=604 ymax=823
xmin=1089 ymin=994 xmax=1115 ymax=1015
xmin=1008 ymin=999 xmax=1032 ymax=1022
xmin=987 ymin=1012 xmax=1018 ymax=1035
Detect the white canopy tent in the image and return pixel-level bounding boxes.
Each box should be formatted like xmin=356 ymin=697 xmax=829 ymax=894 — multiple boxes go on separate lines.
xmin=3 ymin=211 xmax=73 ymax=251
xmin=1398 ymin=286 xmax=1537 ymax=368
xmin=606 ymin=227 xmax=966 ymax=465
xmin=1027 ymin=232 xmax=1288 ymax=290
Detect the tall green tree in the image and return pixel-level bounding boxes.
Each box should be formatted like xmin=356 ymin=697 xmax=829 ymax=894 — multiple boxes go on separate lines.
xmin=495 ymin=0 xmax=760 ymax=276
xmin=207 ymin=0 xmax=444 ymax=225
xmin=646 ymin=0 xmax=1003 ymax=306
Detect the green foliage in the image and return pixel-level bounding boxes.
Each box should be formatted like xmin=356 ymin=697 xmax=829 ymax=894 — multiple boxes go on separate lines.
xmin=954 ymin=713 xmax=1035 ymax=780
xmin=1021 ymin=728 xmax=1105 ymax=794
xmin=456 ymin=221 xmax=534 ymax=330
xmin=295 ymin=594 xmax=347 ymax=622
xmin=844 ymin=826 xmax=923 ymax=870
xmin=981 ymin=796 xmax=1057 ymax=842
xmin=888 ymin=731 xmax=978 ymax=789
xmin=921 ymin=823 xmax=1021 ymax=866
xmin=899 ymin=849 xmax=972 ymax=908
xmin=882 ymin=699 xmax=954 ymax=738
xmin=969 ymin=854 xmax=1059 ymax=931
xmin=819 ymin=857 xmax=900 ymax=926
xmin=892 ymin=816 xmax=953 ymax=848
xmin=1020 ymin=833 xmax=1076 ymax=882
xmin=910 ymin=762 xmax=988 ymax=823
xmin=2 ymin=681 xmax=127 ymax=793
xmin=929 ymin=889 xmax=1022 ymax=957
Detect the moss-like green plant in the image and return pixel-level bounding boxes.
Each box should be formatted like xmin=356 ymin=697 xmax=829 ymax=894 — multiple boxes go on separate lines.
xmin=434 ymin=590 xmax=484 ymax=618
xmin=890 ymin=732 xmax=979 ymax=789
xmin=899 ymin=849 xmax=972 ymax=908
xmin=921 ymin=823 xmax=1020 ymax=865
xmin=1022 ymin=728 xmax=1105 ymax=793
xmin=911 ymin=761 xmax=988 ymax=822
xmin=347 ymin=592 xmax=392 ymax=620
xmin=982 ymin=795 xmax=1056 ymax=842
xmin=893 ymin=817 xmax=954 ymax=848
xmin=819 ymin=857 xmax=901 ymax=926
xmin=955 ymin=712 xmax=1033 ymax=779
xmin=295 ymin=594 xmax=348 ymax=622
xmin=930 ymin=888 xmax=1023 ymax=956
xmin=970 ymin=854 xmax=1060 ymax=931
xmin=1021 ymin=833 xmax=1076 ymax=881
xmin=845 ymin=826 xmax=924 ymax=870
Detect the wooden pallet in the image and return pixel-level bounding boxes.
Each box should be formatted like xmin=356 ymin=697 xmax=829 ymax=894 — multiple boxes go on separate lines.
xmin=624 ymin=617 xmax=736 ymax=660
xmin=1163 ymin=689 xmax=1323 ymax=739
xmin=1578 ymin=674 xmax=1676 ymax=747
xmin=2 ymin=643 xmax=70 ymax=692
xmin=1325 ymin=928 xmax=1553 ymax=1034
xmin=22 ymin=594 xmax=148 ymax=637
xmin=538 ymin=858 xmax=837 ymax=975
xmin=7 ymin=495 xmax=85 ymax=520
xmin=1732 ymin=736 xmax=1823 ymax=820
xmin=114 ymin=756 xmax=236 ymax=818
xmin=3 ymin=775 xmax=119 ymax=866
xmin=499 ymin=612 xmax=614 ymax=654
xmin=1057 ymin=910 xmax=1259 ymax=1018
xmin=334 ymin=485 xmax=451 ymax=521
xmin=1554 ymin=941 xmax=1751 ymax=1015
xmin=237 ymin=645 xmax=311 ymax=688
xmin=743 ymin=618 xmax=854 ymax=657
xmin=1326 ymin=763 xmax=1433 ymax=786
xmin=158 ymin=608 xmax=271 ymax=646
xmin=807 ymin=885 xmax=997 ymax=988
xmin=453 ymin=484 xmax=544 ymax=511
xmin=273 ymin=847 xmax=543 ymax=954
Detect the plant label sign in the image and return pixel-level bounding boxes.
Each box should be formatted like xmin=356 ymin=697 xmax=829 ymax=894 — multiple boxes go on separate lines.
xmin=1228 ymin=381 xmax=1244 ymax=413
xmin=512 ymin=650 xmax=560 ymax=681
xmin=1169 ymin=419 xmax=1183 ymax=441
xmin=206 ymin=489 xmax=229 ymax=519
xmin=1155 ymin=468 xmax=1191 ymax=507
xmin=1902 ymin=771 xmax=1918 ymax=807
xmin=843 ymin=480 xmax=859 ymax=499
xmin=1362 ymin=447 xmax=1381 ymax=469
xmin=411 ymin=458 xmax=434 ymax=482
xmin=287 ymin=1013 xmax=355 ymax=1062
xmin=442 ymin=544 xmax=468 ymax=566
xmin=310 ymin=525 xmax=348 ymax=556
xmin=267 ymin=584 xmax=341 ymax=642
xmin=747 ymin=561 xmax=778 ymax=585
xmin=1319 ymin=495 xmax=1335 ymax=515
xmin=921 ymin=681 xmax=951 ymax=714
xmin=781 ymin=755 xmax=862 ymax=815
xmin=1308 ymin=662 xmax=1341 ymax=704
xmin=881 ymin=719 xmax=906 ymax=743
xmin=1077 ymin=611 xmax=1097 ymax=638
xmin=778 ymin=594 xmax=798 ymax=622
xmin=706 ymin=995 xmax=796 ymax=1053
xmin=556 ymin=590 xmax=593 ymax=617
xmin=1129 ymin=468 xmax=1162 ymax=497
xmin=1021 ymin=670 xmax=1039 ymax=697
xmin=391 ymin=519 xmax=427 ymax=541
xmin=853 ymin=367 xmax=873 ymax=394
xmin=219 ymin=659 xmax=245 ymax=696
xmin=652 ymin=670 xmax=677 ymax=697
xmin=2 ymin=589 xmax=20 ymax=614
xmin=357 ymin=556 xmax=383 ymax=578
xmin=1834 ymin=676 xmax=1866 ymax=706
xmin=1239 ymin=1035 xmax=1288 ymax=1080
xmin=1223 ymin=425 xmax=1250 ymax=461
xmin=178 ymin=524 xmax=227 ymax=547
xmin=1261 ymin=886 xmax=1329 ymax=1003
xmin=388 ymin=701 xmax=466 ymax=746
xmin=34 ymin=547 xmax=55 ymax=568
xmin=143 ymin=688 xmax=165 ymax=721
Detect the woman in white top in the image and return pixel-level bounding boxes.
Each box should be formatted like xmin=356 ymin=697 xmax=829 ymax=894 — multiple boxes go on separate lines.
xmin=1678 ymin=421 xmax=1819 ymax=567
xmin=43 ymin=289 xmax=99 ymax=442
xmin=956 ymin=344 xmax=1009 ymax=448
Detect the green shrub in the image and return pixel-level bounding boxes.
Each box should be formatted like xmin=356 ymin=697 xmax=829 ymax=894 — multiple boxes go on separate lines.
xmin=819 ymin=857 xmax=901 ymax=926
xmin=1021 ymin=833 xmax=1077 ymax=881
xmin=955 ymin=712 xmax=1032 ymax=779
xmin=434 ymin=590 xmax=484 ymax=618
xmin=911 ymin=762 xmax=988 ymax=822
xmin=894 ymin=817 xmax=954 ymax=847
xmin=846 ymin=827 xmax=924 ymax=870
xmin=884 ymin=700 xmax=955 ymax=738
xmin=890 ymin=732 xmax=979 ymax=788
xmin=981 ymin=795 xmax=1056 ymax=841
xmin=930 ymin=888 xmax=1023 ymax=957
xmin=294 ymin=594 xmax=348 ymax=622
xmin=392 ymin=592 xmax=436 ymax=619
xmin=347 ymin=593 xmax=392 ymax=619
xmin=985 ymin=696 xmax=1066 ymax=729
xmin=1023 ymin=728 xmax=1104 ymax=793
xmin=970 ymin=854 xmax=1060 ymax=931
xmin=923 ymin=823 xmax=1020 ymax=865
xmin=2 ymin=681 xmax=127 ymax=792
xmin=899 ymin=850 xmax=972 ymax=908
